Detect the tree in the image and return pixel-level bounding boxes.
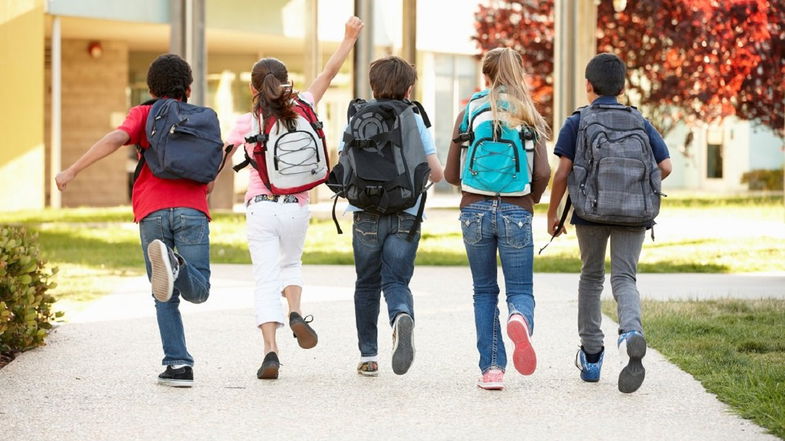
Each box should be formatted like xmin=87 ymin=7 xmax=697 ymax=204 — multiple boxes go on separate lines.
xmin=473 ymin=0 xmax=555 ymax=126
xmin=473 ymin=0 xmax=784 ymax=138
xmin=596 ymin=0 xmax=774 ymax=137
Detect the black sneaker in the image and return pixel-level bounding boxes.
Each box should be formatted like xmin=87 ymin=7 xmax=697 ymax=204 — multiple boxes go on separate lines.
xmin=391 ymin=313 xmax=415 ymax=375
xmin=289 ymin=312 xmax=318 ymax=349
xmin=147 ymin=239 xmax=180 ymax=302
xmin=257 ymin=352 xmax=280 ymax=380
xmin=157 ymin=365 xmax=193 ymax=387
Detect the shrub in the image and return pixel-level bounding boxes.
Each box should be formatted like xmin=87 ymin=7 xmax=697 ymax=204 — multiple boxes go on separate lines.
xmin=741 ymin=168 xmax=784 ymax=191
xmin=0 ymin=225 xmax=61 ymax=355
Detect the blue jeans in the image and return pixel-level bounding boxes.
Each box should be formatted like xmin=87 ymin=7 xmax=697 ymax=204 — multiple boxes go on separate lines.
xmin=460 ymin=200 xmax=535 ymax=373
xmin=352 ymin=211 xmax=420 ymax=357
xmin=139 ymin=208 xmax=211 ymax=367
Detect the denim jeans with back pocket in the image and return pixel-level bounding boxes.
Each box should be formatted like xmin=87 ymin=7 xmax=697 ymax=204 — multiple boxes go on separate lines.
xmin=352 ymin=211 xmax=420 ymax=357
xmin=139 ymin=208 xmax=211 ymax=367
xmin=460 ymin=199 xmax=535 ymax=373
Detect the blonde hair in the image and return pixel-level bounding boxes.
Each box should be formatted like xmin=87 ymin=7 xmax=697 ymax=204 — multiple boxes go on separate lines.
xmin=482 ymin=48 xmax=550 ymax=140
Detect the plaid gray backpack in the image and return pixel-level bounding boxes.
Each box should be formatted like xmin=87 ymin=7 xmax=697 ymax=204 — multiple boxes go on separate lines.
xmin=567 ymin=104 xmax=663 ymax=226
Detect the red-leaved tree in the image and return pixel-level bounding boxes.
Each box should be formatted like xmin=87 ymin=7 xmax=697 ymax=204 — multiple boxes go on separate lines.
xmin=474 ymin=0 xmax=554 ymax=125
xmin=473 ymin=0 xmax=784 ymax=138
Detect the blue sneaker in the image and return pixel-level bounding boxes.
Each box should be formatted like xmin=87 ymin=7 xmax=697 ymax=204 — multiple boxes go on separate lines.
xmin=617 ymin=330 xmax=647 ymax=393
xmin=575 ymin=347 xmax=604 ymax=382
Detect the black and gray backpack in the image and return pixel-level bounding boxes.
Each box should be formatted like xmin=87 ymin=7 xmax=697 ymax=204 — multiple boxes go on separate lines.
xmin=327 ymin=99 xmax=432 ymax=240
xmin=567 ymin=103 xmax=663 ymax=226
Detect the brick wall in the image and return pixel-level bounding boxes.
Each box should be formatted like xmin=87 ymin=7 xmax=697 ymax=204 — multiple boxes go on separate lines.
xmin=58 ymin=39 xmax=130 ymax=207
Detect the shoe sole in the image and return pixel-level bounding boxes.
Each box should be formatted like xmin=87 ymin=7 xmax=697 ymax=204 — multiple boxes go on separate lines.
xmin=391 ymin=314 xmax=414 ymax=375
xmin=477 ymin=382 xmax=504 ymax=391
xmin=507 ymin=318 xmax=537 ymax=375
xmin=618 ymin=334 xmax=646 ymax=393
xmin=148 ymin=240 xmax=174 ymax=303
xmin=291 ymin=321 xmax=318 ymax=349
xmin=157 ymin=378 xmax=193 ymax=387
xmin=257 ymin=363 xmax=280 ymax=380
xmin=357 ymin=370 xmax=379 ymax=377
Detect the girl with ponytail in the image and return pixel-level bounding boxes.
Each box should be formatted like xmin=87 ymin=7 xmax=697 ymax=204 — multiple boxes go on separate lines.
xmin=444 ymin=47 xmax=552 ymax=390
xmin=225 ymin=16 xmax=363 ymax=380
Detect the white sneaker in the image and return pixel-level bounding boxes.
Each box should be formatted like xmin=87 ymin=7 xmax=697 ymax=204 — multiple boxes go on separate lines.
xmin=147 ymin=239 xmax=179 ymax=302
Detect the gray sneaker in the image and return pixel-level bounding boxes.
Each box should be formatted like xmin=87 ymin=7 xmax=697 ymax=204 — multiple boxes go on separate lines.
xmin=391 ymin=313 xmax=414 ymax=375
xmin=147 ymin=239 xmax=180 ymax=302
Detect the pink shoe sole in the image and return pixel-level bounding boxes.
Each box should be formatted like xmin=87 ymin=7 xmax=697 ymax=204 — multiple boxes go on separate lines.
xmin=507 ymin=316 xmax=537 ymax=375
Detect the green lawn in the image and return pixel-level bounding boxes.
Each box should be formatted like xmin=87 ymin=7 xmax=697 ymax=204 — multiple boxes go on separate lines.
xmin=1 ymin=195 xmax=783 ymax=307
xmin=603 ymin=299 xmax=785 ymax=439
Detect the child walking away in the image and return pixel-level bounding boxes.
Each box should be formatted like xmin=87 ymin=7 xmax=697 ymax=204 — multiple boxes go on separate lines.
xmin=55 ymin=54 xmax=225 ymax=387
xmin=547 ymin=53 xmax=672 ymax=393
xmin=328 ymin=56 xmax=443 ymax=377
xmin=444 ymin=47 xmax=551 ymax=391
xmin=225 ymin=16 xmax=363 ymax=380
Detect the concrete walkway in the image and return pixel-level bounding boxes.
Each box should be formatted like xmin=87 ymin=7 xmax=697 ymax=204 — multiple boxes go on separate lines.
xmin=1 ymin=265 xmax=782 ymax=441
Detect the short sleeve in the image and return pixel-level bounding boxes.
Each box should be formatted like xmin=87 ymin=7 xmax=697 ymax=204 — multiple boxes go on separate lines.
xmin=298 ymin=91 xmax=316 ymax=108
xmin=117 ymin=105 xmax=149 ymax=146
xmin=644 ymin=120 xmax=671 ymax=163
xmin=337 ymin=124 xmax=349 ymax=153
xmin=415 ymin=114 xmax=437 ymax=156
xmin=226 ymin=113 xmax=253 ymax=147
xmin=553 ymin=114 xmax=580 ymax=161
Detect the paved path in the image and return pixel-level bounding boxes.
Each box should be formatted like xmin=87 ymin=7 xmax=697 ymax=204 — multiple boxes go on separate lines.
xmin=1 ymin=266 xmax=781 ymax=441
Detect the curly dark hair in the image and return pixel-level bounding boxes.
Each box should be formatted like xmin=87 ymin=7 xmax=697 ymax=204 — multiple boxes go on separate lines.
xmin=146 ymin=54 xmax=193 ymax=101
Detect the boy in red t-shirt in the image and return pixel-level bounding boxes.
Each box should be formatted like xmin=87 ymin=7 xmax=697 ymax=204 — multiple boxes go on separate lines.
xmin=56 ymin=54 xmax=212 ymax=387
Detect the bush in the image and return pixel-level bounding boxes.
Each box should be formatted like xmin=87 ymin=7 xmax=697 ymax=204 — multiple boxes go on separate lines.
xmin=0 ymin=225 xmax=61 ymax=355
xmin=741 ymin=168 xmax=784 ymax=191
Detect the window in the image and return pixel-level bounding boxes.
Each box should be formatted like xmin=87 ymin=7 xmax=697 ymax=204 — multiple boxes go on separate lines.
xmin=433 ymin=54 xmax=478 ymax=192
xmin=706 ymin=143 xmax=723 ymax=179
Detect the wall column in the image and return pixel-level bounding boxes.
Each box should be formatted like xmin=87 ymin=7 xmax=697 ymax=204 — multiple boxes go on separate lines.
xmin=353 ymin=0 xmax=374 ymax=100
xmin=0 ymin=0 xmax=45 ymax=211
xmin=553 ymin=0 xmax=598 ymax=129
xmin=50 ymin=15 xmax=62 ymax=208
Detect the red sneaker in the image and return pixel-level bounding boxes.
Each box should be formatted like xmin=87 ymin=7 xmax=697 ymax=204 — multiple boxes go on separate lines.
xmin=507 ymin=313 xmax=537 ymax=375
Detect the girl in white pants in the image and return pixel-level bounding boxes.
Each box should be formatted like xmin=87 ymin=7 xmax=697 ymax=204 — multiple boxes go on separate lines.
xmin=226 ymin=16 xmax=364 ymax=379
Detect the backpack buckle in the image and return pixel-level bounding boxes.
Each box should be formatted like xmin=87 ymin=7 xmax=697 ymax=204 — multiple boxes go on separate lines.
xmin=245 ymin=133 xmax=268 ymax=144
xmin=453 ymin=133 xmax=472 ymax=144
xmin=311 ymin=121 xmax=323 ymax=130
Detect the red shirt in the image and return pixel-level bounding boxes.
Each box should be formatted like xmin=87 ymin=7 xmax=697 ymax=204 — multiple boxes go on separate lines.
xmin=118 ymin=104 xmax=211 ymax=223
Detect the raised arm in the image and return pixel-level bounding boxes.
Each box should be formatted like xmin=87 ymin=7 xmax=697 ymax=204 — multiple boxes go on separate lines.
xmin=55 ymin=129 xmax=130 ymax=191
xmin=306 ymin=16 xmax=364 ymax=105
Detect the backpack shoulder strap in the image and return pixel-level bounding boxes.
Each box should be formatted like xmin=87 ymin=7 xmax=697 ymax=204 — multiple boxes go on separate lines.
xmin=408 ymin=100 xmax=431 ymax=128
xmin=294 ymin=97 xmax=325 ymax=134
xmin=347 ymin=98 xmax=367 ymax=123
xmin=406 ymin=191 xmax=427 ymax=242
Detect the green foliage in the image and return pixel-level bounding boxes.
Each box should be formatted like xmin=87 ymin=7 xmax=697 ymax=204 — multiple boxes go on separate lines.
xmin=741 ymin=168 xmax=784 ymax=191
xmin=0 ymin=225 xmax=62 ymax=354
xmin=603 ymin=299 xmax=785 ymax=438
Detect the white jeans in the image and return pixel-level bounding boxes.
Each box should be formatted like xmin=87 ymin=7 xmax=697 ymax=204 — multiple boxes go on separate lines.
xmin=246 ymin=198 xmax=310 ymax=327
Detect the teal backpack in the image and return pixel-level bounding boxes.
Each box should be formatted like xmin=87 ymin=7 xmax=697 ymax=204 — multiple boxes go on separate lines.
xmin=455 ymin=90 xmax=537 ymax=196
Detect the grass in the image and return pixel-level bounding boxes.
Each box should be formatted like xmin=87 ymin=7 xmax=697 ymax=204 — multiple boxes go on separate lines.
xmin=0 ymin=194 xmax=782 ymax=311
xmin=603 ymin=299 xmax=785 ymax=439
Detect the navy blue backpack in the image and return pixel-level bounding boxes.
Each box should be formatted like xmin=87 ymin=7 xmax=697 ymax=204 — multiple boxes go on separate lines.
xmin=135 ymin=98 xmax=229 ymax=184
